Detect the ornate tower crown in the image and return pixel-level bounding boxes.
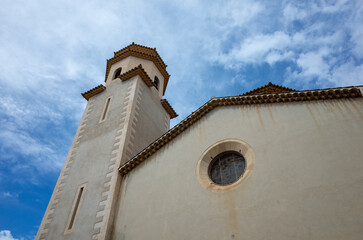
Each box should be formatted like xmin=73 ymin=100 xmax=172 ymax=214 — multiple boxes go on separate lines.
xmin=105 ymin=43 xmax=170 ymax=95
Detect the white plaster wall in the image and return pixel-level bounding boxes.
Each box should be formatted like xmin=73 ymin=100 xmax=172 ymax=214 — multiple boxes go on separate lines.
xmin=41 ymin=72 xmax=170 ymax=239
xmin=44 ymin=79 xmax=132 ymax=239
xmin=114 ymin=98 xmax=363 ymax=240
xmin=126 ymin=81 xmax=170 ymax=160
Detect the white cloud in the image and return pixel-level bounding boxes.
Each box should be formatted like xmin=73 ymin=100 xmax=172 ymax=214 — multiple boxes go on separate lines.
xmin=0 ymin=231 xmax=19 ymax=240
xmin=345 ymin=1 xmax=363 ymax=58
xmin=296 ymin=49 xmax=330 ymax=78
xmin=314 ymin=0 xmax=349 ymax=13
xmin=0 ymin=128 xmax=64 ymax=173
xmin=1 ymin=192 xmax=12 ymax=198
xmin=266 ymin=51 xmax=294 ymax=65
xmin=283 ymin=4 xmax=308 ymax=21
xmin=329 ymin=60 xmax=363 ymax=86
xmin=218 ymin=31 xmax=292 ymax=67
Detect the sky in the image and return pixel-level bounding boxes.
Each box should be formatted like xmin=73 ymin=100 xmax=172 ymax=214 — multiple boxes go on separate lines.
xmin=0 ymin=0 xmax=362 ymax=239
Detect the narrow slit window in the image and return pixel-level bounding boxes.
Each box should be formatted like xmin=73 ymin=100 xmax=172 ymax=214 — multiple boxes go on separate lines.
xmin=101 ymin=97 xmax=111 ymax=121
xmin=65 ymin=185 xmax=85 ymax=233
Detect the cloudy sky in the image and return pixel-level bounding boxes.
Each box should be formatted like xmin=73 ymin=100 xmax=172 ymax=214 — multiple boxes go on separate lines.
xmin=0 ymin=0 xmax=362 ymax=239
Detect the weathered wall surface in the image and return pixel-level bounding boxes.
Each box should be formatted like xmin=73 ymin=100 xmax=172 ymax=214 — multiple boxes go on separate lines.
xmin=125 ymin=79 xmax=170 ymax=161
xmin=114 ymin=97 xmax=363 ymax=240
xmin=37 ymin=73 xmax=169 ymax=239
xmin=38 ymin=78 xmax=132 ymax=240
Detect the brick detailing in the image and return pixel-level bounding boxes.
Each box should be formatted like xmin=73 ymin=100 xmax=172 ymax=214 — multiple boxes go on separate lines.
xmin=92 ymin=79 xmax=140 ymax=240
xmin=35 ymin=99 xmax=96 ymax=240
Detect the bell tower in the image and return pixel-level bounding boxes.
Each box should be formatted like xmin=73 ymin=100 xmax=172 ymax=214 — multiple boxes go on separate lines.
xmin=35 ymin=43 xmax=178 ymax=240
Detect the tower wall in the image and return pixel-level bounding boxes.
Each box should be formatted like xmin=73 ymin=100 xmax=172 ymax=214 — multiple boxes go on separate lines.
xmin=122 ymin=78 xmax=170 ymax=163
xmin=36 ymin=66 xmax=170 ymax=239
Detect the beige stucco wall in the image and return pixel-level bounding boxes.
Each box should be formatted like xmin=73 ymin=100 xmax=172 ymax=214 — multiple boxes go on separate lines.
xmin=114 ymin=97 xmax=363 ymax=240
xmin=125 ymin=79 xmax=170 ymax=161
xmin=37 ymin=72 xmax=170 ymax=239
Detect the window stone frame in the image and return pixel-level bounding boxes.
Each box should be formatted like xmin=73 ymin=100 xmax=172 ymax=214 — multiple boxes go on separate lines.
xmin=196 ymin=139 xmax=255 ymax=192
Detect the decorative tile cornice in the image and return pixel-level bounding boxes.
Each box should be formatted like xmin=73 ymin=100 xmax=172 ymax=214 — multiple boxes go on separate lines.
xmin=81 ymin=85 xmax=106 ymax=100
xmin=242 ymin=82 xmax=296 ymax=96
xmin=161 ymin=99 xmax=178 ymax=119
xmin=118 ymin=64 xmax=154 ymax=87
xmin=105 ymin=43 xmax=170 ymax=94
xmin=119 ymin=87 xmax=362 ymax=175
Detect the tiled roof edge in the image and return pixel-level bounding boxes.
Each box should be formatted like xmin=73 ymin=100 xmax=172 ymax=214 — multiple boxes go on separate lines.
xmin=81 ymin=85 xmax=106 ymax=100
xmin=119 ymin=87 xmax=362 ymax=175
xmin=161 ymin=99 xmax=178 ymax=119
xmin=105 ymin=43 xmax=170 ymax=94
xmin=242 ymin=82 xmax=296 ymax=96
xmin=118 ymin=64 xmax=154 ymax=87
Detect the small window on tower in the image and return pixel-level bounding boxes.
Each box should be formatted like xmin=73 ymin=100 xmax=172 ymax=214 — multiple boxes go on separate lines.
xmin=99 ymin=97 xmax=112 ymax=123
xmin=113 ymin=68 xmax=122 ymax=79
xmin=153 ymin=76 xmax=159 ymax=90
xmin=64 ymin=184 xmax=86 ymax=234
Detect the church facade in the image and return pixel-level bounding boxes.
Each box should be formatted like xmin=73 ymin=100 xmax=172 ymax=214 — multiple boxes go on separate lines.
xmin=36 ymin=43 xmax=363 ymax=240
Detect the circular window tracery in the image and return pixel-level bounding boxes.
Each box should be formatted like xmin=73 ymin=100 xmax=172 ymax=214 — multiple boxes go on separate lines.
xmin=209 ymin=151 xmax=246 ymax=185
xmin=196 ymin=139 xmax=255 ymax=192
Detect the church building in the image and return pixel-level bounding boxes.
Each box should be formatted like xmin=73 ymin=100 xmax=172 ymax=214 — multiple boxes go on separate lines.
xmin=36 ymin=43 xmax=363 ymax=240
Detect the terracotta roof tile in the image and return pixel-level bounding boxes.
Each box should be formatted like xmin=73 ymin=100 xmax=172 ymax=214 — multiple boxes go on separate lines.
xmin=117 ymin=64 xmax=153 ymax=87
xmin=161 ymin=99 xmax=178 ymax=119
xmin=105 ymin=43 xmax=170 ymax=94
xmin=81 ymin=85 xmax=105 ymax=100
xmin=119 ymin=86 xmax=362 ymax=175
xmin=242 ymin=82 xmax=296 ymax=96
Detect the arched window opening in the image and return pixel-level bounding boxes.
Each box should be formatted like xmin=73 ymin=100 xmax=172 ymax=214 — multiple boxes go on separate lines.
xmin=113 ymin=68 xmax=122 ymax=79
xmin=153 ymin=76 xmax=159 ymax=90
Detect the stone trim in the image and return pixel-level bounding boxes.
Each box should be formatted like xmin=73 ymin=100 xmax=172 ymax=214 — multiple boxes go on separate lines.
xmin=117 ymin=64 xmax=154 ymax=88
xmin=36 ymin=99 xmax=95 ymax=240
xmin=92 ymin=79 xmax=140 ymax=240
xmin=196 ymin=139 xmax=255 ymax=192
xmin=82 ymin=85 xmax=106 ymax=100
xmin=119 ymin=87 xmax=362 ymax=175
xmin=242 ymin=82 xmax=296 ymax=96
xmin=105 ymin=43 xmax=170 ymax=94
xmin=160 ymin=99 xmax=178 ymax=119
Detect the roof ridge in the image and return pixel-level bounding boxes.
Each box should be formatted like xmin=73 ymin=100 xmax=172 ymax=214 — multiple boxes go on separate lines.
xmin=242 ymin=82 xmax=296 ymax=96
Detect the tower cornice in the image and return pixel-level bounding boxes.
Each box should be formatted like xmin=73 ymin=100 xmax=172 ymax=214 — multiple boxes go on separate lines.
xmin=161 ymin=99 xmax=178 ymax=119
xmin=105 ymin=43 xmax=170 ymax=94
xmin=81 ymin=84 xmax=105 ymax=100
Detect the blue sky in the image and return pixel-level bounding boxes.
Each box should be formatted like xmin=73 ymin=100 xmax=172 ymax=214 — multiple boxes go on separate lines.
xmin=0 ymin=0 xmax=363 ymax=239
